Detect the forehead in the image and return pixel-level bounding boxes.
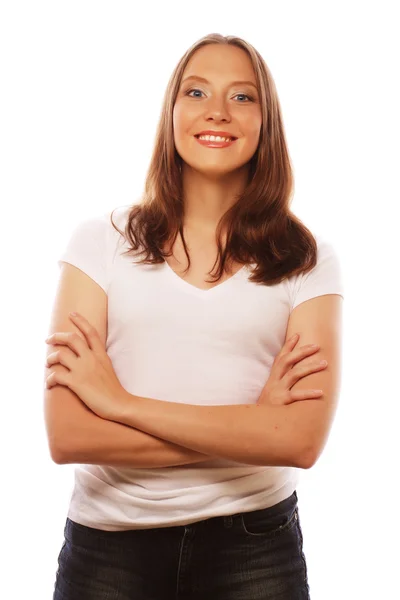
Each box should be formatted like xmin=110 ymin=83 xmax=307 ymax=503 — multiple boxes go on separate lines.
xmin=182 ymin=44 xmax=256 ymax=83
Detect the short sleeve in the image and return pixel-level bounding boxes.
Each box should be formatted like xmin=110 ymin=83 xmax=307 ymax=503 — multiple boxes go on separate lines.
xmin=57 ymin=213 xmax=110 ymax=294
xmin=291 ymin=236 xmax=344 ymax=311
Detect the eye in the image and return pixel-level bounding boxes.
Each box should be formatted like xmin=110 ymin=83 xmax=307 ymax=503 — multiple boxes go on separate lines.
xmin=185 ymin=88 xmax=254 ymax=102
xmin=233 ymin=93 xmax=253 ymax=102
xmin=185 ymin=88 xmax=204 ymax=98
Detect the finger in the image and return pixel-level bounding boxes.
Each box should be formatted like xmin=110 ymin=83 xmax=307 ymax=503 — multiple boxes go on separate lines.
xmin=295 ymin=360 xmax=328 ymax=376
xmin=278 ymin=388 xmax=323 ymax=406
xmin=45 ymin=369 xmax=69 ymax=389
xmin=45 ymin=331 xmax=86 ymax=356
xmin=285 ymin=344 xmax=321 ymax=369
xmin=46 ymin=349 xmax=76 ymax=370
xmin=283 ymin=344 xmax=321 ymax=371
xmin=46 ymin=351 xmax=61 ymax=368
xmin=285 ymin=334 xmax=299 ymax=350
xmin=290 ymin=389 xmax=324 ymax=401
xmin=285 ymin=360 xmax=328 ymax=386
xmin=271 ymin=334 xmax=298 ymax=378
xmin=69 ymin=312 xmax=104 ymax=353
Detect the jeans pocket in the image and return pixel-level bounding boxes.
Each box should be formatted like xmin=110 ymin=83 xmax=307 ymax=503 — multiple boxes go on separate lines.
xmin=240 ymin=494 xmax=298 ymax=538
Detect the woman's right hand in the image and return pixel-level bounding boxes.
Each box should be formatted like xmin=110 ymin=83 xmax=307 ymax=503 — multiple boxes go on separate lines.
xmin=257 ymin=334 xmax=327 ymax=406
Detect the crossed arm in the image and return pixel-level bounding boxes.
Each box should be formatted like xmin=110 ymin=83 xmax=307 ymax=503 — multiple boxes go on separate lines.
xmin=58 ymin=416 xmax=215 ymax=468
xmin=54 ymin=294 xmax=342 ymax=470
xmin=57 ymin=395 xmax=302 ymax=469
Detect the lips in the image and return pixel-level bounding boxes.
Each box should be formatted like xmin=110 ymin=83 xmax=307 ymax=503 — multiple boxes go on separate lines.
xmin=194 ymin=130 xmax=238 ymax=141
xmin=194 ymin=136 xmax=237 ymax=148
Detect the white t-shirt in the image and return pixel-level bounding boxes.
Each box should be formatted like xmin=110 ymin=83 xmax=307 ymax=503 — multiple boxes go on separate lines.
xmin=58 ymin=205 xmax=344 ymax=531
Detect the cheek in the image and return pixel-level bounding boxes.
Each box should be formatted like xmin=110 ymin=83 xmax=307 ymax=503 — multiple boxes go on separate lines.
xmin=243 ymin=114 xmax=262 ymax=145
xmin=173 ymin=102 xmax=191 ymax=142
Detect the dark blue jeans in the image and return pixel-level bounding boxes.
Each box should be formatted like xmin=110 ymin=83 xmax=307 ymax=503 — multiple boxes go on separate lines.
xmin=53 ymin=490 xmax=310 ymax=599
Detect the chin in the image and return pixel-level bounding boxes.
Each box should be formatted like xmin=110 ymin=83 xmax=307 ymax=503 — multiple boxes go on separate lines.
xmin=197 ymin=167 xmax=239 ymax=179
xmin=183 ymin=159 xmax=248 ymax=178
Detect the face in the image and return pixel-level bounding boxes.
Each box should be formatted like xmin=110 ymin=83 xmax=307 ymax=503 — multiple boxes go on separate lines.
xmin=173 ymin=44 xmax=262 ymax=178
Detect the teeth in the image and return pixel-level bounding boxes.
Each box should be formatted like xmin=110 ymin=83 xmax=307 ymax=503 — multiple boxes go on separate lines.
xmin=198 ymin=135 xmax=233 ymax=142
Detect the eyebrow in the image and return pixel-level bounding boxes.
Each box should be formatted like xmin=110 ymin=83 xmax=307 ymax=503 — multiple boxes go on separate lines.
xmin=181 ymin=75 xmax=258 ymax=90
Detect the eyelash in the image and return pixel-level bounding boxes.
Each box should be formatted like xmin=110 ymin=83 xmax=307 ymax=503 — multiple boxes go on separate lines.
xmin=185 ymin=88 xmax=254 ymax=102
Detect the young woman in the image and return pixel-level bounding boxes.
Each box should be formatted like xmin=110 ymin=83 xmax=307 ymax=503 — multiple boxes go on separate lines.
xmin=45 ymin=33 xmax=343 ymax=600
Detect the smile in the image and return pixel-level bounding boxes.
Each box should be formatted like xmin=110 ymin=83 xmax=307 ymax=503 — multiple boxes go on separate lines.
xmin=194 ymin=135 xmax=237 ymax=148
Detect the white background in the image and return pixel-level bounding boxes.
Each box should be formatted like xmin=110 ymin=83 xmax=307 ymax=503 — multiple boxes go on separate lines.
xmin=1 ymin=1 xmax=399 ymax=598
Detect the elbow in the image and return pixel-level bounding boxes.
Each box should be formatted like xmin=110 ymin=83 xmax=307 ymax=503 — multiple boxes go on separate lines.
xmin=296 ymin=445 xmax=318 ymax=470
xmin=256 ymin=445 xmax=315 ymax=469
xmin=49 ymin=443 xmax=68 ymax=465
xmin=48 ymin=438 xmax=74 ymax=465
xmin=46 ymin=432 xmax=64 ymax=464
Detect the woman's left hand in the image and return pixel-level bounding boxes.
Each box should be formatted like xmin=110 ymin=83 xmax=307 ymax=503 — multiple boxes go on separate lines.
xmin=45 ymin=312 xmax=129 ymax=421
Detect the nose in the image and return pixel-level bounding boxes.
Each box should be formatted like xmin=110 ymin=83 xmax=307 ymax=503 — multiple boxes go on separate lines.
xmin=204 ymin=98 xmax=231 ymax=124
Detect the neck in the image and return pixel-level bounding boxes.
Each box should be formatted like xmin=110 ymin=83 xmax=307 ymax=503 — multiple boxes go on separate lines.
xmin=181 ymin=164 xmax=249 ymax=232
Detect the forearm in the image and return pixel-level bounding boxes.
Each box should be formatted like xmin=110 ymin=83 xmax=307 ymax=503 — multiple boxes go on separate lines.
xmin=115 ymin=393 xmax=308 ymax=468
xmin=57 ymin=410 xmax=215 ymax=468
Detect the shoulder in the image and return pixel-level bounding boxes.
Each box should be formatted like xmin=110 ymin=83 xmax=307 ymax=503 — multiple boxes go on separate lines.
xmin=288 ymin=232 xmax=344 ymax=312
xmin=314 ymin=233 xmax=341 ymax=260
xmin=106 ymin=204 xmax=138 ymax=249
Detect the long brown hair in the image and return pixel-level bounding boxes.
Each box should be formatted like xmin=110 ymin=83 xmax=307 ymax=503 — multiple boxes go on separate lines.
xmin=111 ymin=33 xmax=317 ymax=285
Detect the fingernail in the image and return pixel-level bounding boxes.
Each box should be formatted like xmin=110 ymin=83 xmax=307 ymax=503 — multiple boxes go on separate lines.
xmin=69 ymin=312 xmax=78 ymax=317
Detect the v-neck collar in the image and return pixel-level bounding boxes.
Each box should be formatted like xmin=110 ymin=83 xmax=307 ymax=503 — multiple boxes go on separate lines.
xmin=163 ymin=261 xmax=249 ymax=298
